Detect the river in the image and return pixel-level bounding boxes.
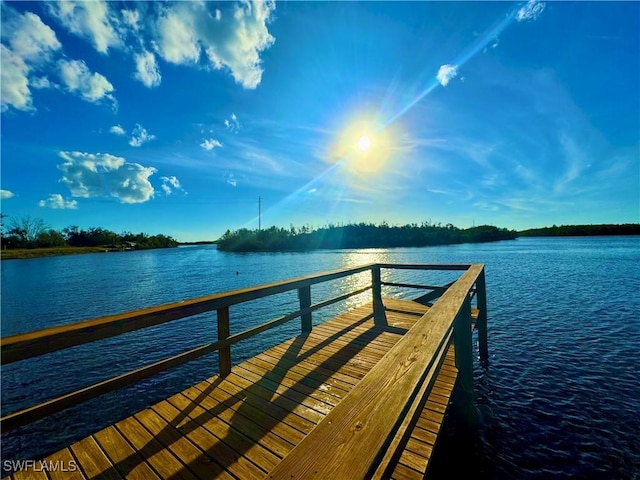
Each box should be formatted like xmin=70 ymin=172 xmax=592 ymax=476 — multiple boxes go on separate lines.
xmin=1 ymin=236 xmax=639 ymax=479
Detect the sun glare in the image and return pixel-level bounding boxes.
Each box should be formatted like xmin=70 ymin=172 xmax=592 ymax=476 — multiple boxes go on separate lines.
xmin=357 ymin=135 xmax=372 ymax=152
xmin=327 ymin=116 xmax=397 ymax=175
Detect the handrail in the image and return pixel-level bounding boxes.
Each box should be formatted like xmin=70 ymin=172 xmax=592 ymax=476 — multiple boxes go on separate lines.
xmin=1 ymin=263 xmax=376 ymax=364
xmin=0 ymin=262 xmax=487 ymax=434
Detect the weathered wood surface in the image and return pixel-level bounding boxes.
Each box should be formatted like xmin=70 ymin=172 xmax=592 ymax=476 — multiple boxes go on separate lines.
xmin=3 ymin=296 xmax=464 ymax=480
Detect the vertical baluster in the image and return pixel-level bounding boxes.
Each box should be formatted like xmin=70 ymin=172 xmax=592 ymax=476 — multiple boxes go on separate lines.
xmin=372 ymin=265 xmax=386 ymax=325
xmin=476 ymin=267 xmax=489 ymax=367
xmin=298 ymin=285 xmax=312 ymax=333
xmin=453 ymin=295 xmax=477 ymax=427
xmin=217 ymin=306 xmax=231 ymax=377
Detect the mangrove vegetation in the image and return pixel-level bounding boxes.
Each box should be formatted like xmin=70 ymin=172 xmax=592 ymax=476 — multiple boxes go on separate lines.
xmin=1 ymin=215 xmax=179 ymax=257
xmin=519 ymin=224 xmax=640 ymax=237
xmin=217 ymin=222 xmax=518 ymax=252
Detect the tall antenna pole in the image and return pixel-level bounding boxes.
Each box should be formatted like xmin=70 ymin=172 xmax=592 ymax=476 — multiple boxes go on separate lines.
xmin=258 ymin=196 xmax=261 ymax=231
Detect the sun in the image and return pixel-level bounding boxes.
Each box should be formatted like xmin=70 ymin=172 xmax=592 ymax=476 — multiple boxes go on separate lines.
xmin=356 ymin=135 xmax=372 ymax=152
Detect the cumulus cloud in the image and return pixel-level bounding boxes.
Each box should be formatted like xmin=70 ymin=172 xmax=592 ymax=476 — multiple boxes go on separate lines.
xmin=154 ymin=1 xmax=276 ymax=89
xmin=110 ymin=124 xmax=125 ymax=135
xmin=200 ymin=138 xmax=223 ymax=150
xmin=57 ymin=151 xmax=156 ymax=204
xmin=224 ymin=113 xmax=241 ymax=132
xmin=437 ymin=64 xmax=458 ymax=87
xmin=38 ymin=194 xmax=78 ymax=209
xmin=1 ymin=189 xmax=15 ymax=199
xmin=155 ymin=5 xmax=201 ymax=65
xmin=1 ymin=46 xmax=31 ymax=112
xmin=129 ymin=124 xmax=156 ymax=147
xmin=517 ymin=0 xmax=545 ymax=22
xmin=0 ymin=9 xmax=62 ymax=111
xmin=58 ymin=59 xmax=115 ymax=105
xmin=47 ymin=1 xmax=121 ymax=54
xmin=161 ymin=175 xmax=185 ymax=195
xmin=134 ymin=50 xmax=161 ymax=88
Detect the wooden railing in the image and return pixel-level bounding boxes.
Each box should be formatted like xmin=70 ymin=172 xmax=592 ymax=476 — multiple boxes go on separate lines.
xmin=0 ymin=263 xmax=487 ymax=434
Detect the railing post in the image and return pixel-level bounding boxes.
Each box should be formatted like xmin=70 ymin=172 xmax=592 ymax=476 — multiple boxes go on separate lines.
xmin=371 ymin=265 xmax=387 ymax=325
xmin=476 ymin=267 xmax=489 ymax=367
xmin=453 ymin=295 xmax=477 ymax=427
xmin=298 ymin=285 xmax=312 ymax=333
xmin=217 ymin=307 xmax=231 ymax=377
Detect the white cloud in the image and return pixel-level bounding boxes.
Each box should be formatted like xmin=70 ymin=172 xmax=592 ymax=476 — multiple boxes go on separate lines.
xmin=437 ymin=64 xmax=458 ymax=87
xmin=1 ymin=45 xmax=32 ymax=112
xmin=155 ymin=5 xmax=201 ymax=65
xmin=517 ymin=1 xmax=545 ymax=22
xmin=161 ymin=175 xmax=184 ymax=195
xmin=30 ymin=76 xmax=53 ymax=89
xmin=48 ymin=1 xmax=121 ymax=54
xmin=154 ymin=1 xmax=276 ymax=89
xmin=227 ymin=174 xmax=237 ymax=187
xmin=5 ymin=10 xmax=62 ymax=61
xmin=1 ymin=9 xmax=61 ymax=112
xmin=110 ymin=124 xmax=126 ymax=136
xmin=200 ymin=138 xmax=223 ymax=150
xmin=58 ymin=59 xmax=116 ymax=105
xmin=38 ymin=194 xmax=78 ymax=209
xmin=134 ymin=50 xmax=161 ymax=88
xmin=121 ymin=9 xmax=140 ymax=31
xmin=129 ymin=124 xmax=156 ymax=147
xmin=57 ymin=151 xmax=156 ymax=204
xmin=224 ymin=113 xmax=241 ymax=132
xmin=1 ymin=189 xmax=15 ymax=199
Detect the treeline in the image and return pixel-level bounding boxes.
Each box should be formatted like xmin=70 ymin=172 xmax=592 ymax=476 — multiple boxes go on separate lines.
xmin=1 ymin=215 xmax=178 ymax=250
xmin=217 ymin=222 xmax=518 ymax=252
xmin=519 ymin=224 xmax=640 ymax=237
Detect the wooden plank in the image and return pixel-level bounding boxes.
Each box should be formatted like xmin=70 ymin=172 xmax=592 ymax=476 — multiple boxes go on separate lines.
xmin=391 ymin=462 xmax=425 ymax=480
xmin=10 ymin=471 xmax=48 ymax=480
xmin=231 ymin=365 xmax=339 ymax=415
xmin=239 ymin=359 xmax=347 ymax=407
xmin=174 ymin=388 xmax=295 ymax=459
xmin=224 ymin=372 xmax=326 ymax=424
xmin=159 ymin=394 xmax=281 ymax=472
xmin=93 ymin=426 xmax=161 ymax=480
xmin=244 ymin=354 xmax=355 ymax=399
xmin=214 ymin=378 xmax=317 ymax=434
xmin=45 ymin=448 xmax=85 ymax=480
xmin=189 ymin=380 xmax=308 ymax=443
xmin=70 ymin=436 xmax=121 ymax=479
xmin=267 ymin=264 xmax=483 ymax=479
xmin=114 ymin=416 xmax=198 ymax=480
xmin=134 ymin=407 xmax=242 ymax=480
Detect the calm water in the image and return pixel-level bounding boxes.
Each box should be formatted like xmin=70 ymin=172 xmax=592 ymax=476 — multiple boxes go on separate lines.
xmin=1 ymin=237 xmax=639 ymax=479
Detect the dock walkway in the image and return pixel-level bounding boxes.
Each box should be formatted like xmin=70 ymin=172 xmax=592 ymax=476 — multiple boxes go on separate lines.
xmin=2 ymin=263 xmax=487 ymax=480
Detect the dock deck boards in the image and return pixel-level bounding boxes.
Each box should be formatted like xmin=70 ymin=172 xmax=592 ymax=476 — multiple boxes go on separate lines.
xmin=5 ymin=297 xmax=460 ymax=480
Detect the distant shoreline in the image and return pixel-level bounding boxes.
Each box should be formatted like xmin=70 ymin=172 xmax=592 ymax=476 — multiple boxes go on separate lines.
xmin=518 ymin=224 xmax=640 ymax=237
xmin=2 ymin=224 xmax=637 ymax=259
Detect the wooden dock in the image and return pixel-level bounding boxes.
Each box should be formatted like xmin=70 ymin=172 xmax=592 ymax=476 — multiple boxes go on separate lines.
xmin=1 ymin=263 xmax=487 ymax=479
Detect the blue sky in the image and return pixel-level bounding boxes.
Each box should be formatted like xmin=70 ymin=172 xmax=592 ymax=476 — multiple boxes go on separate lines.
xmin=1 ymin=1 xmax=638 ymax=242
